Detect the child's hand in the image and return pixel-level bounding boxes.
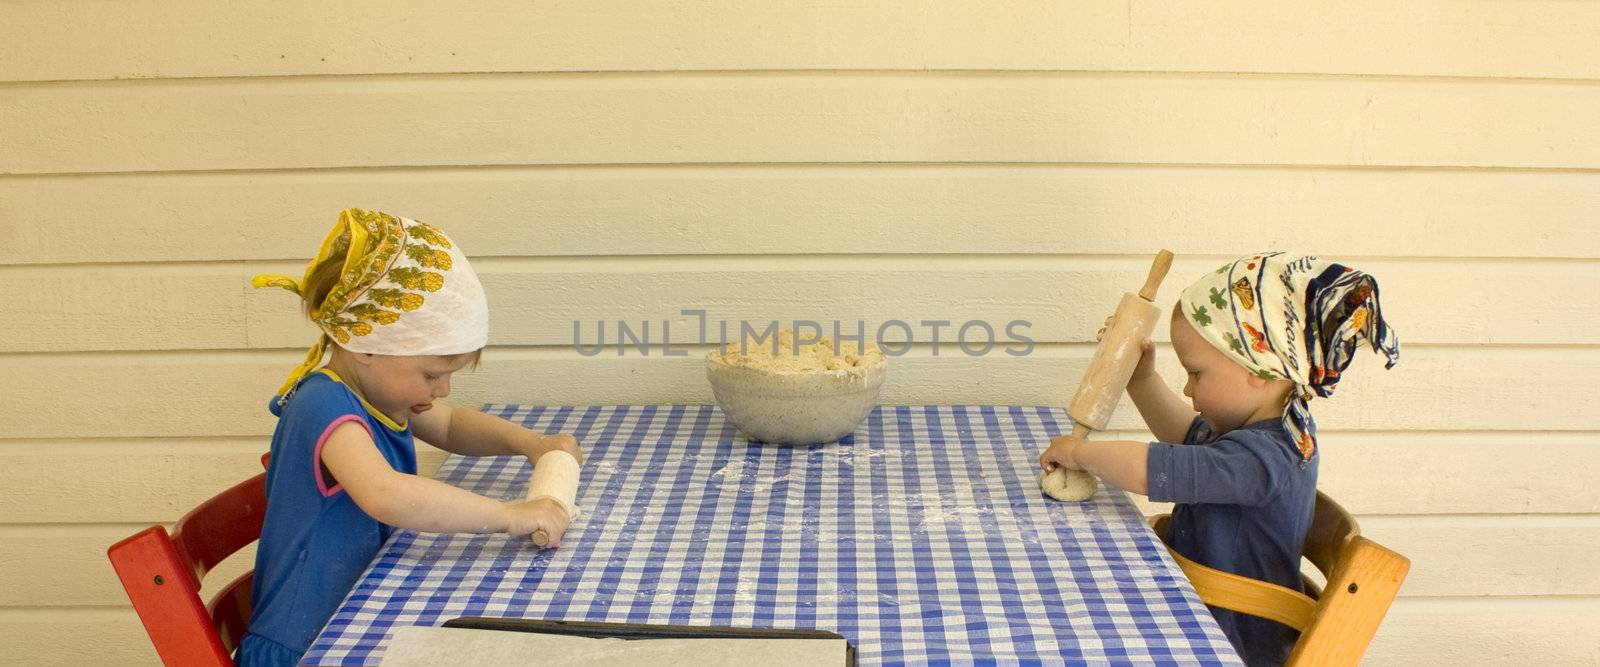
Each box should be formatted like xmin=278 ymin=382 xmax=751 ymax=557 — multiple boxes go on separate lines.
xmin=528 ymin=433 xmax=584 ymax=465
xmin=1038 ymin=434 xmax=1087 ymax=473
xmin=1097 ymin=317 xmax=1157 ymax=384
xmin=1129 ymin=338 xmax=1157 ymax=383
xmin=506 ymin=498 xmax=571 ymax=547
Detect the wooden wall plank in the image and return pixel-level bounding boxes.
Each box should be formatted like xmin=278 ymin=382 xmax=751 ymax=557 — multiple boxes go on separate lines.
xmin=4 ymin=1 xmax=1597 ymax=82
xmin=0 ymin=608 xmax=158 ymax=667
xmin=1362 ymin=516 xmax=1600 ymax=598
xmin=6 ymin=166 xmax=1597 ymax=265
xmin=1316 ymin=433 xmax=1600 ymax=516
xmin=1371 ymin=598 xmax=1600 ymax=666
xmin=6 ymin=75 xmax=1598 ymax=174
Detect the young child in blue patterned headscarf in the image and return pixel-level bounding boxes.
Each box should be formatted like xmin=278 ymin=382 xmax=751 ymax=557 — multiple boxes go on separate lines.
xmin=1040 ymin=252 xmax=1399 ymax=665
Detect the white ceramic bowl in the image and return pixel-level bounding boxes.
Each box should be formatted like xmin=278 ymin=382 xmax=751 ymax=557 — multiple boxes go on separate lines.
xmin=705 ymin=355 xmax=886 ymax=445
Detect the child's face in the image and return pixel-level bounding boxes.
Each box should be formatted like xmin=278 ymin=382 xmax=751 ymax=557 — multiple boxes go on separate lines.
xmin=1170 ymin=315 xmax=1283 ymax=433
xmin=356 ymin=353 xmax=475 ymax=421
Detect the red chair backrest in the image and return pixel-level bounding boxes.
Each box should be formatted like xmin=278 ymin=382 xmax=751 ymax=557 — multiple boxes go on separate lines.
xmin=108 ymin=459 xmax=270 ymax=666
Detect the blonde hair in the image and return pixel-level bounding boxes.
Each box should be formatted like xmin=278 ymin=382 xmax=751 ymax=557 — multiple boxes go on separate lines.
xmin=301 ymin=254 xmax=345 ymax=319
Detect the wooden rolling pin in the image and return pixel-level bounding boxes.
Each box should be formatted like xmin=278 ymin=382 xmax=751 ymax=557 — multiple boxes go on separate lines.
xmin=525 ymin=450 xmax=581 ymax=548
xmin=1067 ymin=250 xmax=1175 ymax=440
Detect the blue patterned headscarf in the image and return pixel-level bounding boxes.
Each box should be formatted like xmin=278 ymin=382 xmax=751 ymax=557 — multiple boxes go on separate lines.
xmin=1177 ymin=253 xmax=1400 ymax=463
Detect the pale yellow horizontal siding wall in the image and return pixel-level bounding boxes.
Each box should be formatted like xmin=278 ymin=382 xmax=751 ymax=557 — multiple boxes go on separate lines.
xmin=2 ymin=2 xmax=1597 ymax=664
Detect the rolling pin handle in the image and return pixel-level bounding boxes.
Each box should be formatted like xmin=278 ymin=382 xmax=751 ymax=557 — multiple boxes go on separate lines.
xmin=532 ymin=529 xmax=551 ymax=547
xmin=1137 ymin=250 xmax=1175 ymax=302
xmin=1072 ymin=421 xmax=1092 ymax=440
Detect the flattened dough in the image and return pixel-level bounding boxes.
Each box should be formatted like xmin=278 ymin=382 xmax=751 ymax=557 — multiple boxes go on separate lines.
xmin=1039 ymin=468 xmax=1097 ymax=502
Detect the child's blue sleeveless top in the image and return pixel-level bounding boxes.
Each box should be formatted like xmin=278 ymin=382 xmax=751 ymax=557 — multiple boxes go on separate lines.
xmin=236 ymin=370 xmax=417 ymax=666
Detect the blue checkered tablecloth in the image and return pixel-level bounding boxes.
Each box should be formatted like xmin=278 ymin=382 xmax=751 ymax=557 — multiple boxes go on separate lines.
xmin=301 ymin=405 xmax=1241 ymax=665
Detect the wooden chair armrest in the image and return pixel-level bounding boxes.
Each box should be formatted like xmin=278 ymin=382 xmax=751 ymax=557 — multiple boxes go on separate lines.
xmin=1166 ymin=546 xmax=1319 ymax=632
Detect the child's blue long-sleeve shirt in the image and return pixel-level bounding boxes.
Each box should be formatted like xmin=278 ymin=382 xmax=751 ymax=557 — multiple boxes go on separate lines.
xmin=1146 ymin=416 xmax=1318 ymax=666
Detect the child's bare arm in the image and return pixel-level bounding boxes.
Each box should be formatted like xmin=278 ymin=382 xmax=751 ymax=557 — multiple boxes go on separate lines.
xmin=1039 ymin=435 xmax=1149 ymax=496
xmin=320 ymin=421 xmax=571 ymax=542
xmin=1123 ymin=339 xmax=1199 ymax=444
xmin=412 ymin=401 xmax=584 ymax=464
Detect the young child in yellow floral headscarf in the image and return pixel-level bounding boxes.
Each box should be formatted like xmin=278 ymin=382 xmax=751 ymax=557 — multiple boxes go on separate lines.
xmin=1039 ymin=252 xmax=1399 ymax=665
xmin=235 ymin=209 xmax=584 ymax=667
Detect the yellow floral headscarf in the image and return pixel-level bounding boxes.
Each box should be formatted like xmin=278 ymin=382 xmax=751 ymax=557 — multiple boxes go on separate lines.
xmin=252 ymin=209 xmax=488 ymax=399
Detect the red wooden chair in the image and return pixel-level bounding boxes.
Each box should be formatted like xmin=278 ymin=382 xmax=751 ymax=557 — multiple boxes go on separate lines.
xmin=107 ymin=453 xmax=271 ymax=666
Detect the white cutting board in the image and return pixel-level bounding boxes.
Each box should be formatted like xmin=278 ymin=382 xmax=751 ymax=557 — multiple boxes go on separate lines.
xmin=379 ymin=625 xmax=848 ymax=666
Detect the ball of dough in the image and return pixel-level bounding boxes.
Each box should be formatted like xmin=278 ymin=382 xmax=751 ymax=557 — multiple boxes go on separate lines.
xmin=1039 ymin=468 xmax=1097 ymax=501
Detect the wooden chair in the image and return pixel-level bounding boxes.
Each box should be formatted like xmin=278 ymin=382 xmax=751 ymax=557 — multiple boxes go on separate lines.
xmin=1150 ymin=491 xmax=1409 ymax=666
xmin=106 ymin=454 xmax=271 ymax=666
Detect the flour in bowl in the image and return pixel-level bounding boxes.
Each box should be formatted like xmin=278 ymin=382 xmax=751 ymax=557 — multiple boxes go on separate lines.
xmin=710 ymin=330 xmax=883 ymax=374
